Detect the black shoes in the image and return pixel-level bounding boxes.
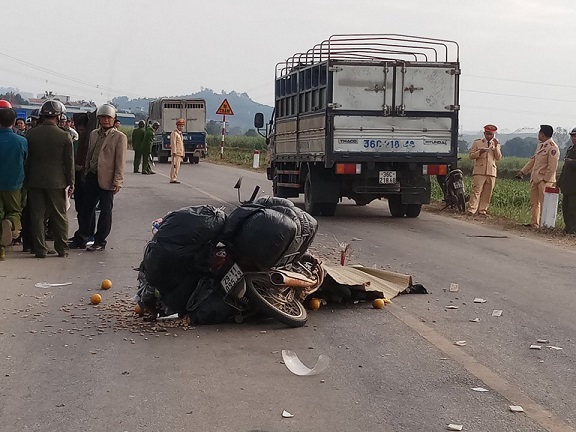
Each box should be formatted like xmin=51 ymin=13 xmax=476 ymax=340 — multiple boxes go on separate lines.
xmin=86 ymin=243 xmax=105 ymax=252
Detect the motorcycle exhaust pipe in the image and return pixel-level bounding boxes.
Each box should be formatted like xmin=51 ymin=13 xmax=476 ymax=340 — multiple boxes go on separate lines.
xmin=270 ymin=270 xmax=316 ymax=288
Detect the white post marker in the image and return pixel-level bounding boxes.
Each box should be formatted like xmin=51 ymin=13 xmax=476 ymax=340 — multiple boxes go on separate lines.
xmin=252 ymin=150 xmax=260 ymax=168
xmin=215 ymin=98 xmax=234 ymax=159
xmin=541 ymin=186 xmax=559 ymax=228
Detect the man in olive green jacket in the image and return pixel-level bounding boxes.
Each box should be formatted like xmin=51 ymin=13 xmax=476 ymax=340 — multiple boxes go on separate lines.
xmin=141 ymin=122 xmax=159 ymax=174
xmin=25 ymin=101 xmax=74 ymax=258
xmin=132 ymin=120 xmax=145 ymax=173
xmin=558 ymin=128 xmax=576 ymax=234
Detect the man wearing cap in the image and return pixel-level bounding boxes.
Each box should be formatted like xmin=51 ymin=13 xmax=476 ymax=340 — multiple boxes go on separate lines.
xmin=132 ymin=120 xmax=145 ymax=173
xmin=141 ymin=121 xmax=158 ymax=175
xmin=557 ymin=128 xmax=576 ymax=233
xmin=467 ymin=124 xmax=502 ymax=216
xmin=516 ymin=125 xmax=560 ymax=228
xmin=169 ymin=118 xmax=185 ymax=184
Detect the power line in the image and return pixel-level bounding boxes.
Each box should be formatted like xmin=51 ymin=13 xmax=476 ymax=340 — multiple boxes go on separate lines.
xmin=464 ymin=104 xmax=576 ymax=119
xmin=466 ymin=73 xmax=576 ymax=90
xmin=462 ymin=88 xmax=576 ymax=103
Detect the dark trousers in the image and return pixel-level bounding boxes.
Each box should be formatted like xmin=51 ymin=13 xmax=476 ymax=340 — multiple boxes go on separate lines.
xmin=28 ymin=188 xmax=68 ymax=256
xmin=73 ymin=170 xmax=96 ymax=237
xmin=76 ymin=173 xmax=114 ymax=246
xmin=20 ymin=200 xmax=33 ymax=250
xmin=563 ymin=194 xmax=576 ymax=234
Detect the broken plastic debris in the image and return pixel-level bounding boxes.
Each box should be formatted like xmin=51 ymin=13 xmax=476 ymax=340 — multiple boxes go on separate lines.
xmin=447 ymin=424 xmax=463 ymax=431
xmin=156 ymin=313 xmax=179 ymax=321
xmin=491 ymin=310 xmax=503 ymax=317
xmin=509 ymin=405 xmax=524 ymax=413
xmin=469 ymin=318 xmax=480 ymax=323
xmin=449 ymin=283 xmax=459 ymax=292
xmin=547 ymin=346 xmax=563 ymax=350
xmin=282 ymin=410 xmax=294 ymax=418
xmin=281 ymin=350 xmax=330 ymax=376
xmin=35 ymin=282 xmax=72 ymax=289
xmin=537 ymin=339 xmax=549 ymax=344
xmin=471 ymin=387 xmax=489 ymax=392
xmin=529 ymin=345 xmax=542 ymax=350
xmin=445 ymin=305 xmax=459 ymax=309
xmin=473 ymin=298 xmax=487 ymax=303
xmin=454 ymin=341 xmax=467 ymax=347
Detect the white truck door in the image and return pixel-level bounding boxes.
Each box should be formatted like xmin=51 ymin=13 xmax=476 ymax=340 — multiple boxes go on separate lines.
xmin=162 ymin=100 xmax=185 ymax=132
xmin=395 ymin=65 xmax=458 ymax=112
xmin=331 ymin=64 xmax=393 ymax=112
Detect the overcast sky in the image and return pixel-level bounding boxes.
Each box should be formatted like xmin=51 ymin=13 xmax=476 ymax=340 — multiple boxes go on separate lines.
xmin=2 ymin=0 xmax=575 ymax=132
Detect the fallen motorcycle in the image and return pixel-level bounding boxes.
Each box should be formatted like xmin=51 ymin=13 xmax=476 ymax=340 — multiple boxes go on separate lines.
xmin=441 ymin=168 xmax=466 ymax=212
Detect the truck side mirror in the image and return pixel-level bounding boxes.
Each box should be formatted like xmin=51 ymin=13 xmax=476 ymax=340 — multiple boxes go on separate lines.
xmin=254 ymin=113 xmax=264 ymax=129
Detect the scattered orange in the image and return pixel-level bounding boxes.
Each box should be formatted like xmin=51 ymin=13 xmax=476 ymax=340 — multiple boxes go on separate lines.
xmin=90 ymin=293 xmax=102 ymax=305
xmin=309 ymin=298 xmax=321 ymax=310
xmin=134 ymin=305 xmax=144 ymax=316
xmin=101 ymin=279 xmax=113 ymax=290
xmin=372 ymin=298 xmax=385 ymax=309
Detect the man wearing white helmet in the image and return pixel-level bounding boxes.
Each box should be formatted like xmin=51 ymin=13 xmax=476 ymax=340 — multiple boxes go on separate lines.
xmin=69 ymin=103 xmax=127 ymax=252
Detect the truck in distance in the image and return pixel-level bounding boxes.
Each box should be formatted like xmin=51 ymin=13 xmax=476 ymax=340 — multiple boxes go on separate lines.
xmin=149 ymin=98 xmax=207 ymax=164
xmin=254 ymin=34 xmax=460 ymax=218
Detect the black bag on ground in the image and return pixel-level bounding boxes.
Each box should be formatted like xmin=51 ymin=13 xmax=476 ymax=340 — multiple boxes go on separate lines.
xmin=186 ymin=277 xmax=237 ymax=325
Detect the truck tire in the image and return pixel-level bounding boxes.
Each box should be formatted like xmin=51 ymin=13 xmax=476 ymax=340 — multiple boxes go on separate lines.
xmin=304 ymin=173 xmax=321 ymax=216
xmin=388 ymin=196 xmax=407 ymax=218
xmin=319 ymin=203 xmax=337 ymax=216
xmin=191 ymin=156 xmax=200 ymax=164
xmin=159 ymin=156 xmax=169 ymax=164
xmin=405 ymin=204 xmax=422 ymax=218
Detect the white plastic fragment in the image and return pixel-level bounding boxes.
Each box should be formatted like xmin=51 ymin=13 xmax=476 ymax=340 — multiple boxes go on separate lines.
xmin=529 ymin=345 xmax=542 ymax=350
xmin=473 ymin=298 xmax=486 ymax=303
xmin=547 ymin=346 xmax=563 ymax=350
xmin=449 ymin=283 xmax=459 ymax=292
xmin=281 ymin=350 xmax=330 ymax=376
xmin=282 ymin=410 xmax=294 ymax=418
xmin=469 ymin=318 xmax=480 ymax=323
xmin=454 ymin=341 xmax=467 ymax=347
xmin=537 ymin=339 xmax=549 ymax=344
xmin=445 ymin=305 xmax=459 ymax=309
xmin=509 ymin=405 xmax=524 ymax=413
xmin=491 ymin=310 xmax=503 ymax=317
xmin=471 ymin=387 xmax=489 ymax=392
xmin=34 ymin=282 xmax=72 ymax=289
xmin=156 ymin=314 xmax=179 ymax=321
xmin=447 ymin=424 xmax=463 ymax=431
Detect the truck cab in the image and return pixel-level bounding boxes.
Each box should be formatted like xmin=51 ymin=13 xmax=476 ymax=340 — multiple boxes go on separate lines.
xmin=149 ymin=98 xmax=207 ymax=164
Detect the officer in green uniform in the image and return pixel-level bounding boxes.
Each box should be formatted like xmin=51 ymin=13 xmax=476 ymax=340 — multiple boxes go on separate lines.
xmin=25 ymin=100 xmax=74 ymax=258
xmin=132 ymin=120 xmax=145 ymax=173
xmin=558 ymin=128 xmax=576 ymax=234
xmin=141 ymin=121 xmax=159 ymax=175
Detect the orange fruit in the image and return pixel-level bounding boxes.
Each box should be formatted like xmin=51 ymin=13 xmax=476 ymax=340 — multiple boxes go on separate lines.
xmin=101 ymin=279 xmax=112 ymax=290
xmin=134 ymin=305 xmax=144 ymax=316
xmin=372 ymin=298 xmax=385 ymax=309
xmin=309 ymin=298 xmax=321 ymax=310
xmin=90 ymin=293 xmax=102 ymax=305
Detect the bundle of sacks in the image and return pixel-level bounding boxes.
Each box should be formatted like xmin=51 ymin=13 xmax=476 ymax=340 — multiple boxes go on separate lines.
xmin=136 ymin=197 xmax=318 ymax=325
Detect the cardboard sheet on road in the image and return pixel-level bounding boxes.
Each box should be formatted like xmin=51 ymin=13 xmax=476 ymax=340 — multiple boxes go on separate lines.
xmin=323 ymin=265 xmax=413 ymax=299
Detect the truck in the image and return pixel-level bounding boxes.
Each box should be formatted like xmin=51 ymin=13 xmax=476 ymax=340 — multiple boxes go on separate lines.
xmin=254 ymin=34 xmax=460 ymax=218
xmin=148 ymin=98 xmax=207 ymax=164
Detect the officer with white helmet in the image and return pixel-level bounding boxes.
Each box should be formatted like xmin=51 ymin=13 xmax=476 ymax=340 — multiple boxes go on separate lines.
xmin=69 ymin=103 xmax=127 ymax=252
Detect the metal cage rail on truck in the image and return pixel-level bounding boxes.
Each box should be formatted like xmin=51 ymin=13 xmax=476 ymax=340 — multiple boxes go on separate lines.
xmin=256 ymin=34 xmax=460 ymax=218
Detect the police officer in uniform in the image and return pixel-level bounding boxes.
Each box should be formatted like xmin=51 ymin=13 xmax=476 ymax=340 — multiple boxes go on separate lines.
xmin=141 ymin=121 xmax=159 ymax=175
xmin=558 ymin=128 xmax=576 ymax=234
xmin=467 ymin=124 xmax=502 ymax=215
xmin=516 ymin=125 xmax=560 ymax=228
xmin=25 ymin=100 xmax=74 ymax=257
xmin=132 ymin=120 xmax=145 ymax=173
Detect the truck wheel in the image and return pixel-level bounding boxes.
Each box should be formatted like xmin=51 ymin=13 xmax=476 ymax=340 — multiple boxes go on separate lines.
xmin=159 ymin=156 xmax=169 ymax=164
xmin=319 ymin=203 xmax=337 ymax=216
xmin=191 ymin=156 xmax=200 ymax=164
xmin=405 ymin=204 xmax=422 ymax=218
xmin=304 ymin=173 xmax=321 ymax=216
xmin=388 ymin=196 xmax=407 ymax=218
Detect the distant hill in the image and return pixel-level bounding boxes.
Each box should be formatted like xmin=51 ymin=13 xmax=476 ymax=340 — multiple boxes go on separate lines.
xmin=111 ymin=89 xmax=273 ymax=133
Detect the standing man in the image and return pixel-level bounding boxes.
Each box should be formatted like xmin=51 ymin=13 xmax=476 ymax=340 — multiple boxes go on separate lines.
xmin=132 ymin=120 xmax=145 ymax=173
xmin=63 ymin=117 xmax=79 ymax=142
xmin=467 ymin=124 xmax=502 ymax=216
xmin=69 ymin=104 xmax=127 ymax=252
xmin=141 ymin=121 xmax=158 ymax=175
xmin=557 ymin=128 xmax=576 ymax=234
xmin=25 ymin=100 xmax=74 ymax=258
xmin=14 ymin=118 xmax=27 ymax=136
xmin=0 ymin=101 xmax=28 ymax=261
xmin=516 ymin=125 xmax=560 ymax=228
xmin=170 ymin=118 xmax=185 ymax=184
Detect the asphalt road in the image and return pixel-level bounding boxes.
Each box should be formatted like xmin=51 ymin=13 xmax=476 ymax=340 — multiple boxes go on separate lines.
xmin=1 ymin=154 xmax=575 ymax=432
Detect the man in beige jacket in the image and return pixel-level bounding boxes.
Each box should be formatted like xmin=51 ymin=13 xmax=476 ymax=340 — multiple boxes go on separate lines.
xmin=516 ymin=125 xmax=560 ymax=228
xmin=169 ymin=118 xmax=185 ymax=184
xmin=69 ymin=104 xmax=127 ymax=251
xmin=467 ymin=124 xmax=502 ymax=216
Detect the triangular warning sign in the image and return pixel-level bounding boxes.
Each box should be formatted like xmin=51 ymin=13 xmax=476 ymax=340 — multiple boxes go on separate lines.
xmin=216 ymin=99 xmax=234 ymax=116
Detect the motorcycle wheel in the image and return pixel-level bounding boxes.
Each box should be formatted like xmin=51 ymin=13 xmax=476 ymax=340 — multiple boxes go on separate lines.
xmin=244 ymin=274 xmax=308 ymax=327
xmin=456 ymin=190 xmax=466 ymax=212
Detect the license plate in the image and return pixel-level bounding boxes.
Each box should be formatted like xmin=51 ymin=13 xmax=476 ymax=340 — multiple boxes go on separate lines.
xmin=221 ymin=263 xmax=243 ymax=293
xmin=453 ymin=180 xmax=464 ymax=189
xmin=379 ymin=171 xmax=396 ymax=184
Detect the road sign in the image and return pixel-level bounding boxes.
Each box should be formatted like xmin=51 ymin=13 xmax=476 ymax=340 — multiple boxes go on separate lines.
xmin=216 ymin=99 xmax=234 ymax=116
